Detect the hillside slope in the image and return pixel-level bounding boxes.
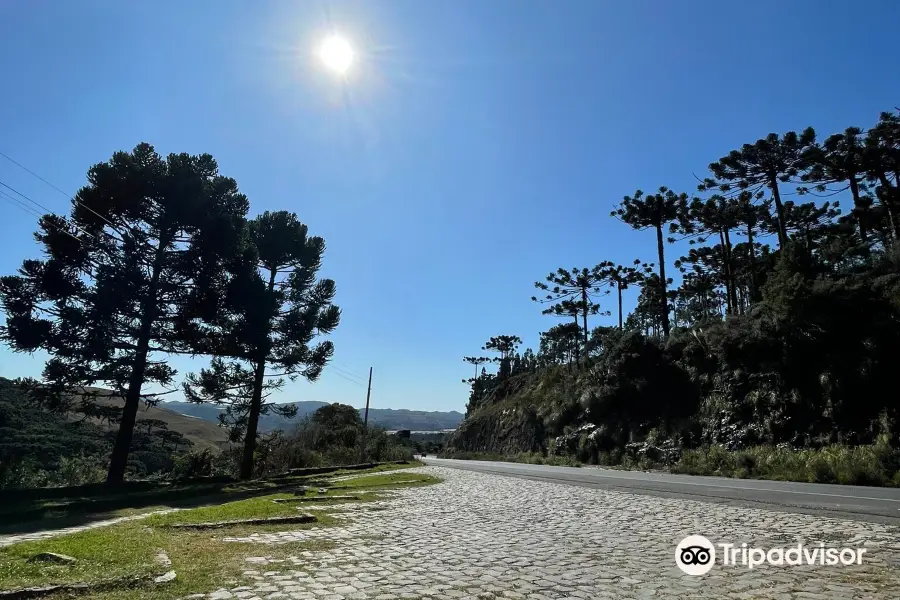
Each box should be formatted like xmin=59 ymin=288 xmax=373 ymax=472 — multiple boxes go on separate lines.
xmin=88 ymin=395 xmax=229 ymax=452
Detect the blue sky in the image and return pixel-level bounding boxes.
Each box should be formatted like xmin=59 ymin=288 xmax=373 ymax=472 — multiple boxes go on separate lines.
xmin=1 ymin=1 xmax=898 ymax=412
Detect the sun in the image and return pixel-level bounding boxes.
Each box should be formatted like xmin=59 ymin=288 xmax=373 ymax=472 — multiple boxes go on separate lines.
xmin=318 ymin=35 xmax=354 ymax=74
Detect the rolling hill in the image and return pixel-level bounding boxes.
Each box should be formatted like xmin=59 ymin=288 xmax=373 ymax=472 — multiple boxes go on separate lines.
xmin=85 ymin=394 xmax=230 ymax=452
xmin=162 ymin=401 xmax=464 ymax=433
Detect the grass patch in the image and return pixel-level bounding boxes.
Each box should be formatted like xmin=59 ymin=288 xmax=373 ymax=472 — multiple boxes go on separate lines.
xmin=0 ymin=461 xmax=423 ymax=536
xmin=0 ymin=497 xmax=342 ymax=596
xmin=672 ymin=443 xmax=900 ymax=486
xmin=439 ymin=451 xmax=582 ymax=467
xmin=0 ymin=463 xmax=437 ymax=596
xmin=327 ymin=471 xmax=437 ymax=490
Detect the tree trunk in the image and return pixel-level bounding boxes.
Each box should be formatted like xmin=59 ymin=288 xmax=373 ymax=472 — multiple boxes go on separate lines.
xmin=655 ymin=222 xmax=670 ymax=337
xmin=718 ymin=231 xmax=732 ymax=314
xmin=747 ymin=223 xmax=759 ymax=301
xmin=848 ymin=175 xmax=868 ymax=246
xmin=581 ymin=287 xmax=589 ymax=348
xmin=770 ymin=175 xmax=788 ymax=250
xmin=106 ymin=236 xmax=168 ymax=484
xmin=572 ymin=314 xmax=580 ymax=362
xmin=240 ymin=354 xmax=267 ymax=480
xmin=877 ymin=173 xmax=900 ymax=242
xmin=617 ymin=283 xmax=623 ymax=329
xmin=723 ymin=228 xmax=739 ymax=314
xmin=239 ymin=268 xmax=278 ymax=480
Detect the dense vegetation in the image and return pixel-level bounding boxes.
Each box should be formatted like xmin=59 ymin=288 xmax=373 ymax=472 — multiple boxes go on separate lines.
xmin=0 ymin=374 xmax=412 ymax=488
xmin=449 ymin=110 xmax=900 ymax=486
xmin=0 ymin=144 xmax=340 ymax=484
xmin=186 ymin=403 xmax=414 ymax=480
xmin=0 ymin=377 xmax=195 ymax=488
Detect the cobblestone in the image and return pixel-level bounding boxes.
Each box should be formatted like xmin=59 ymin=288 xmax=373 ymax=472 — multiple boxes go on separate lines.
xmin=195 ymin=466 xmax=900 ymax=598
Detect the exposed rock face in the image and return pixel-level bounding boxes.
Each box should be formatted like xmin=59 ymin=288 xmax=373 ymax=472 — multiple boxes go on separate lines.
xmin=445 ymin=366 xmax=595 ymax=455
xmin=444 ymin=404 xmax=545 ymax=454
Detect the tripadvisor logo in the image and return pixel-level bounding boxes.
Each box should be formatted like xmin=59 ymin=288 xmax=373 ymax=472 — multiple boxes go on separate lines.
xmin=675 ymin=535 xmax=867 ymax=575
xmin=675 ymin=535 xmax=716 ymax=575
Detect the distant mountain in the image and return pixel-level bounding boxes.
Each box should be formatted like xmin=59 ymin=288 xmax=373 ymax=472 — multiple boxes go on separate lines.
xmin=162 ymin=401 xmax=464 ymax=433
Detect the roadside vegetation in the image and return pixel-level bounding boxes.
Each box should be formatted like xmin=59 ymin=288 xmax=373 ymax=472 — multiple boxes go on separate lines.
xmin=447 ymin=108 xmax=900 ymax=488
xmin=438 ymin=451 xmax=581 ymax=467
xmin=0 ymin=464 xmax=437 ymax=597
xmin=1 ymin=370 xmax=414 ymax=493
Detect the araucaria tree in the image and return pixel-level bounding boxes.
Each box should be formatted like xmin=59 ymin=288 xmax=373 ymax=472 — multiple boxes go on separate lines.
xmin=481 ymin=335 xmax=522 ymax=378
xmin=612 ymin=187 xmax=688 ymax=337
xmin=532 ymin=267 xmax=608 ymax=348
xmin=596 ymin=260 xmax=651 ymax=329
xmin=0 ymin=144 xmax=249 ymax=483
xmin=703 ymin=129 xmax=816 ymax=250
xmin=462 ymin=356 xmax=491 ymax=383
xmin=184 ymin=210 xmax=340 ymax=480
xmin=802 ymin=127 xmax=871 ymax=246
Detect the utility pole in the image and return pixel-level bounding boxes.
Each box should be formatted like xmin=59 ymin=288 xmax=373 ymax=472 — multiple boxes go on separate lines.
xmin=363 ymin=367 xmax=373 ymax=427
xmin=360 ymin=367 xmax=373 ymax=463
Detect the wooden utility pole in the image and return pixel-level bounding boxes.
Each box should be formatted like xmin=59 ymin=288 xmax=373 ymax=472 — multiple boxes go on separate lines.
xmin=360 ymin=367 xmax=373 ymax=462
xmin=363 ymin=367 xmax=373 ymax=427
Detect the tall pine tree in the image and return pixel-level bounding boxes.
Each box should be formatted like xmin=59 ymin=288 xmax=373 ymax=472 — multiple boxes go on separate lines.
xmin=0 ymin=143 xmax=249 ymax=483
xmin=184 ymin=210 xmax=340 ymax=480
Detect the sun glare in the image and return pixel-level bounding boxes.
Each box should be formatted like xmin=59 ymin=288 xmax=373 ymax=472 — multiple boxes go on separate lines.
xmin=319 ymin=35 xmax=354 ymax=74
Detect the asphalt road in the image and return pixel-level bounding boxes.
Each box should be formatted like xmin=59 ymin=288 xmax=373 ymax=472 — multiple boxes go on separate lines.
xmin=420 ymin=457 xmax=900 ymax=526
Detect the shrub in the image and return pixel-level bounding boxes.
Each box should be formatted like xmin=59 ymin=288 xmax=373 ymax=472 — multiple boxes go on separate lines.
xmin=673 ymin=443 xmax=900 ymax=486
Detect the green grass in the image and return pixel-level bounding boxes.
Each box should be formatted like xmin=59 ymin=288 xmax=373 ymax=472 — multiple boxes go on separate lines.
xmin=327 ymin=471 xmax=436 ymax=489
xmin=0 ymin=462 xmax=439 ymax=597
xmin=0 ymin=460 xmax=424 ymax=536
xmin=439 ymin=451 xmax=582 ymax=467
xmin=672 ymin=443 xmax=900 ymax=487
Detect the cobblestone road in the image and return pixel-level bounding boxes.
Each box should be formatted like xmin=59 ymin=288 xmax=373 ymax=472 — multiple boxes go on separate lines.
xmin=195 ymin=466 xmax=900 ymax=600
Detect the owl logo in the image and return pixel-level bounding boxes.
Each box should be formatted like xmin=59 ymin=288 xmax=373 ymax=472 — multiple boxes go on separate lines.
xmin=675 ymin=535 xmax=716 ymax=575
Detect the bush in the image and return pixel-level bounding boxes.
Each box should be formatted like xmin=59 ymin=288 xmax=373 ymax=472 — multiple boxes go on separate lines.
xmin=672 ymin=443 xmax=900 ymax=486
xmin=171 ymin=449 xmax=216 ymax=479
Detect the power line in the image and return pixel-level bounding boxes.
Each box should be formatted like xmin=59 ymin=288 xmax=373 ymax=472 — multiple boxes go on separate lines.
xmin=0 ymin=178 xmax=98 ymax=243
xmin=0 ymin=188 xmax=92 ymax=249
xmin=0 ymin=150 xmax=72 ymax=199
xmin=0 ymin=189 xmax=42 ymax=219
xmin=0 ymin=179 xmax=56 ymax=215
xmin=331 ymin=364 xmax=366 ymax=383
xmin=334 ymin=360 xmax=367 ymax=379
xmin=330 ymin=369 xmax=366 ymax=387
xmin=0 ymin=150 xmax=136 ymax=248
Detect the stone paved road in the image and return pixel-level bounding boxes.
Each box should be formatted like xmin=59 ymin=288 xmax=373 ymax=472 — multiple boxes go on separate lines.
xmin=194 ymin=466 xmax=900 ymax=600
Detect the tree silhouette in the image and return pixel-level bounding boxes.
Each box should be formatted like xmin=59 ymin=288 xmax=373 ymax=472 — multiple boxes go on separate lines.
xmin=532 ymin=267 xmax=609 ymax=348
xmin=184 ymin=210 xmax=340 ymax=480
xmin=538 ymin=323 xmax=581 ymax=365
xmin=803 ymin=127 xmax=871 ymax=246
xmin=482 ymin=335 xmax=522 ymax=379
xmin=462 ymin=356 xmax=491 ymax=383
xmin=612 ymin=187 xmax=688 ymax=336
xmin=675 ymin=195 xmax=743 ymax=314
xmin=863 ymin=112 xmax=900 ymax=242
xmin=595 ymin=260 xmax=652 ymax=329
xmin=0 ymin=143 xmax=249 ymax=483
xmin=136 ymin=418 xmax=168 ymax=436
xmin=703 ymin=129 xmax=816 ymax=250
